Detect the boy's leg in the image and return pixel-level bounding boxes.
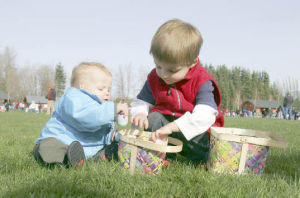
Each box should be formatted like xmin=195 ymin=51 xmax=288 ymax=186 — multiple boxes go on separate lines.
xmin=171 ymin=132 xmax=210 ymax=165
xmin=147 ymin=112 xmax=175 ymax=160
xmin=147 ymin=111 xmax=171 ymax=131
xmin=148 ymin=111 xmax=210 ymax=165
xmin=33 ymin=137 xmax=68 ymax=165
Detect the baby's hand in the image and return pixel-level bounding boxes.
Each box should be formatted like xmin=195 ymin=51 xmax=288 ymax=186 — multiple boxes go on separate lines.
xmin=151 ymin=122 xmax=179 ymax=142
xmin=130 ymin=113 xmax=148 ymax=129
xmin=116 ymin=102 xmax=128 ymax=117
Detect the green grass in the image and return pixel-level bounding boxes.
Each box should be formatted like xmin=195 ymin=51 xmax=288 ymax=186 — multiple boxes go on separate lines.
xmin=0 ymin=111 xmax=299 ymax=198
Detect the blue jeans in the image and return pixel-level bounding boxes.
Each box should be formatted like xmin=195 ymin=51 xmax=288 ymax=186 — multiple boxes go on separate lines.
xmin=283 ymin=107 xmax=292 ymax=120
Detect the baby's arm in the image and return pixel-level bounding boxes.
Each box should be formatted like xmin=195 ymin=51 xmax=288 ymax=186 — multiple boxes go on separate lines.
xmin=130 ymin=81 xmax=155 ymax=129
xmin=61 ymin=93 xmax=115 ymax=132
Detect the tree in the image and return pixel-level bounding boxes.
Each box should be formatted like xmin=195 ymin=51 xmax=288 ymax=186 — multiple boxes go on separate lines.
xmin=215 ymin=65 xmax=233 ymax=110
xmin=240 ymin=68 xmax=251 ymax=101
xmin=113 ymin=64 xmax=134 ymax=100
xmin=37 ymin=65 xmax=55 ymax=96
xmin=262 ymin=71 xmax=270 ymax=100
xmin=0 ymin=52 xmax=4 ymax=91
xmin=251 ymin=71 xmax=259 ymax=107
xmin=232 ymin=67 xmax=242 ymax=111
xmin=0 ymin=47 xmax=17 ymax=100
xmin=54 ymin=63 xmax=66 ymax=98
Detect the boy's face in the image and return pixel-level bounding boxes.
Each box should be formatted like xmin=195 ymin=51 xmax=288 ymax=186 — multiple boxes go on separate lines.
xmin=81 ymin=68 xmax=112 ymax=102
xmin=154 ymin=58 xmax=193 ymax=85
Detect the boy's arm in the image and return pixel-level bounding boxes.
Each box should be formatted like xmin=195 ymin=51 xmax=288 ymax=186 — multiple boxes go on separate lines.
xmin=61 ymin=94 xmax=115 ymax=132
xmin=174 ymin=81 xmax=218 ymax=141
xmin=130 ymin=81 xmax=155 ymax=116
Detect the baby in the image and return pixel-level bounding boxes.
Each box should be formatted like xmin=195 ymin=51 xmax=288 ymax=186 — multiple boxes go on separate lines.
xmin=33 ymin=62 xmax=128 ymax=167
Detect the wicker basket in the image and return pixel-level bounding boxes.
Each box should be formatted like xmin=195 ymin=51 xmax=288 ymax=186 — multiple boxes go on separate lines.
xmin=208 ymin=127 xmax=287 ymax=174
xmin=118 ymin=129 xmax=183 ymax=174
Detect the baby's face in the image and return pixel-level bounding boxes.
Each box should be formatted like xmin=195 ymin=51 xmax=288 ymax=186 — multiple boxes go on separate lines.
xmin=154 ymin=58 xmax=192 ymax=85
xmin=82 ymin=68 xmax=112 ymax=102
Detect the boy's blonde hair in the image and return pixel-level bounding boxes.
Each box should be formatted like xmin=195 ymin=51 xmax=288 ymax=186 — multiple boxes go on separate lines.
xmin=150 ymin=19 xmax=203 ymax=66
xmin=71 ymin=62 xmax=111 ymax=88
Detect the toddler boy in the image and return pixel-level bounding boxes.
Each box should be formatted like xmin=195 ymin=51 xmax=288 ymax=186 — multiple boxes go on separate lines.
xmin=130 ymin=19 xmax=224 ymax=165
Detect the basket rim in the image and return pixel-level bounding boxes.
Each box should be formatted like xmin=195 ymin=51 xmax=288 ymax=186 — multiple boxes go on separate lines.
xmin=210 ymin=127 xmax=287 ymax=148
xmin=119 ymin=129 xmax=183 ymax=153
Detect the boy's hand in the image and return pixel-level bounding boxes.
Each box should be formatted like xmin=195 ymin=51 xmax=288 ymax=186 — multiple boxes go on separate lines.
xmin=151 ymin=122 xmax=179 ymax=142
xmin=116 ymin=102 xmax=128 ymax=116
xmin=130 ymin=113 xmax=148 ymax=129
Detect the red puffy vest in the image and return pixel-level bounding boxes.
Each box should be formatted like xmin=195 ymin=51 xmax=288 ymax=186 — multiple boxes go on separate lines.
xmin=147 ymin=62 xmax=224 ymax=128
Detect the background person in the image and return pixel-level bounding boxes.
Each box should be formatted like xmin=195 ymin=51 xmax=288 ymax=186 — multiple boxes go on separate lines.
xmin=4 ymin=99 xmax=10 ymax=112
xmin=283 ymin=92 xmax=293 ymax=120
xmin=46 ymin=85 xmax=56 ymax=115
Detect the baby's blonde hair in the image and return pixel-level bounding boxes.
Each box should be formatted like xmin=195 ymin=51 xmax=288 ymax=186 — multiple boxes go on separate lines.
xmin=150 ymin=19 xmax=203 ymax=66
xmin=71 ymin=62 xmax=111 ymax=88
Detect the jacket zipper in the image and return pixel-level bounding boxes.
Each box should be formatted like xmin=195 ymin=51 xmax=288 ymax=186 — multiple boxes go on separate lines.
xmin=168 ymin=84 xmax=181 ymax=116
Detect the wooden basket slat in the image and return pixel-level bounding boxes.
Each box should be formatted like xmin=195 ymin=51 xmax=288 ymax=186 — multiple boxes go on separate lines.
xmin=211 ymin=127 xmax=287 ymax=148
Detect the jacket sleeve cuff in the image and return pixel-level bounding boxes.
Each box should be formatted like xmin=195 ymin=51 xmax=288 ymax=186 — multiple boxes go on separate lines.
xmin=174 ymin=104 xmax=218 ymax=141
xmin=130 ymin=98 xmax=153 ymax=116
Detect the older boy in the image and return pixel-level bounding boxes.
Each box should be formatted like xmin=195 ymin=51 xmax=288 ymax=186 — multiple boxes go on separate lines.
xmin=130 ymin=19 xmax=224 ymax=165
xmin=34 ymin=62 xmax=128 ymax=167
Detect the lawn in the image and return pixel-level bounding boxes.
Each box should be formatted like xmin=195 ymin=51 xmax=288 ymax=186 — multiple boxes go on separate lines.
xmin=0 ymin=111 xmax=299 ymax=198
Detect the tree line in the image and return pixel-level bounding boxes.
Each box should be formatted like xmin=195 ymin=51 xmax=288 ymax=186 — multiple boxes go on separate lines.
xmin=204 ymin=64 xmax=299 ymax=110
xmin=0 ymin=47 xmax=66 ymax=101
xmin=1 ymin=46 xmax=299 ymax=110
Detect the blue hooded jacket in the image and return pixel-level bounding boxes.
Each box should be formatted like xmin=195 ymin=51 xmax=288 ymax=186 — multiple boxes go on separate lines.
xmin=35 ymin=87 xmax=115 ymax=159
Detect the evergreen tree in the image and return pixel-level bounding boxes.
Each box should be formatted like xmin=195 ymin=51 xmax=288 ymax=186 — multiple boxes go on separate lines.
xmin=215 ymin=65 xmax=233 ymax=110
xmin=204 ymin=64 xmax=216 ymax=77
xmin=203 ymin=64 xmax=284 ymax=111
xmin=240 ymin=69 xmax=251 ymax=101
xmin=232 ymin=67 xmax=242 ymax=110
xmin=257 ymin=72 xmax=265 ymax=100
xmin=251 ymin=71 xmax=259 ymax=101
xmin=55 ymin=62 xmax=66 ymax=98
xmin=262 ymin=71 xmax=270 ymax=100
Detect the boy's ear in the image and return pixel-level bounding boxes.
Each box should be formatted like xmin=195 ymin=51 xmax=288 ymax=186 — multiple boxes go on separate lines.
xmin=189 ymin=58 xmax=198 ymax=68
xmin=193 ymin=58 xmax=198 ymax=64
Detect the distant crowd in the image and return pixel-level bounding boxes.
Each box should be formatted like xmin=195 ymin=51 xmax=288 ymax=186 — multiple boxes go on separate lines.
xmin=221 ymin=106 xmax=299 ymax=120
xmin=0 ymin=100 xmax=45 ymax=113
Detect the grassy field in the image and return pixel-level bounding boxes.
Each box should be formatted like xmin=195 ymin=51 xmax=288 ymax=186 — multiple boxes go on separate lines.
xmin=0 ymin=111 xmax=299 ymax=198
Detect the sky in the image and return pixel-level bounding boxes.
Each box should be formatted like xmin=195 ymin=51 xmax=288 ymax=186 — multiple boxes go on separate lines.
xmin=0 ymin=0 xmax=299 ymax=85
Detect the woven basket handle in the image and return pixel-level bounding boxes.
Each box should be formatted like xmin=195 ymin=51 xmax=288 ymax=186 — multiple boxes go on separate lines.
xmin=119 ymin=130 xmax=183 ymax=153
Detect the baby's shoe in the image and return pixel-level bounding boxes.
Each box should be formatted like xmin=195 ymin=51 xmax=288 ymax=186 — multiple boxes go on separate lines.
xmin=67 ymin=141 xmax=85 ymax=167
